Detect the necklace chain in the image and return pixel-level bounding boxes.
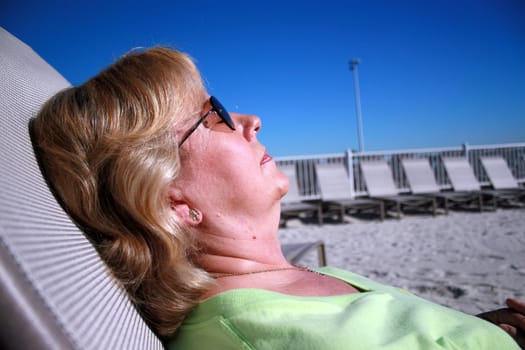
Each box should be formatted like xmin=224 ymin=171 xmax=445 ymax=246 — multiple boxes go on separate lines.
xmin=212 ymin=265 xmax=316 ymax=279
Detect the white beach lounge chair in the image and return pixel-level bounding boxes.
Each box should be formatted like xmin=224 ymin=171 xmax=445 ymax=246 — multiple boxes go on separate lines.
xmin=314 ymin=162 xmax=385 ymax=221
xmin=0 ymin=27 xmax=165 ymax=350
xmin=480 ymin=156 xmax=525 ymax=191
xmin=281 ymin=240 xmax=327 ymax=267
xmin=279 ymin=164 xmax=323 ymax=225
xmin=359 ymin=159 xmax=437 ymax=219
xmin=401 ymin=158 xmax=483 ymax=214
xmin=480 ymin=156 xmax=525 ymax=205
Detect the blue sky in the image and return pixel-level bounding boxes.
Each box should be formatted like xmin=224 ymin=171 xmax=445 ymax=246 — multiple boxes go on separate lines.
xmin=3 ymin=0 xmax=525 ymax=156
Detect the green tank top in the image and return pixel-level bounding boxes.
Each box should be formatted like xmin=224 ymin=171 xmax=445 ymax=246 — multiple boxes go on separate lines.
xmin=167 ymin=267 xmax=519 ymax=350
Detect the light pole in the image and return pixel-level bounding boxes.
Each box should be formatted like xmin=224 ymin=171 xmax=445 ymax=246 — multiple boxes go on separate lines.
xmin=349 ymin=58 xmax=365 ymax=152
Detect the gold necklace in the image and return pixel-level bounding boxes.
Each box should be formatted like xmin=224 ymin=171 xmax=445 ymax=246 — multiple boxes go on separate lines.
xmin=212 ymin=265 xmax=317 ymax=279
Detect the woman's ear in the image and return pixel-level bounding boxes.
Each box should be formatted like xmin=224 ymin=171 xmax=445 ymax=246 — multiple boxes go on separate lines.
xmin=169 ymin=200 xmax=202 ymax=226
xmin=168 ymin=189 xmax=202 ymax=226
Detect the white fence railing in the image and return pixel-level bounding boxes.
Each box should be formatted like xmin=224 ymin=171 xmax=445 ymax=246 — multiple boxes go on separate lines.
xmin=275 ymin=142 xmax=525 ymax=199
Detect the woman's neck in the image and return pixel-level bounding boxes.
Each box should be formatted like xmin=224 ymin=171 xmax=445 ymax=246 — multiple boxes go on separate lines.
xmin=196 ymin=235 xmax=291 ymax=275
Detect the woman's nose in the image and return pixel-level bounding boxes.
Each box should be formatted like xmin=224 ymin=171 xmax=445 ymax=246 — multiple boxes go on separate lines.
xmin=232 ymin=113 xmax=261 ymax=141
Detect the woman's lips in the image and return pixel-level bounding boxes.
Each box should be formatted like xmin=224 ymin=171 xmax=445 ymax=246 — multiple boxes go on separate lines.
xmin=261 ymin=152 xmax=273 ymax=165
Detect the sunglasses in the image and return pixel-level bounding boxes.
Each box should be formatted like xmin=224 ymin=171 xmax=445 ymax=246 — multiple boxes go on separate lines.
xmin=178 ymin=96 xmax=236 ymax=147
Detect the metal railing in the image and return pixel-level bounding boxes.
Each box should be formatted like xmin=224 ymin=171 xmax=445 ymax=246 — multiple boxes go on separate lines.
xmin=275 ymin=142 xmax=525 ymax=198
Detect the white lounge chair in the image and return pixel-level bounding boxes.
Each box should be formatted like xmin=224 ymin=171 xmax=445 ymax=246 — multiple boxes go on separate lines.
xmin=360 ymin=160 xmax=437 ymax=219
xmin=480 ymin=156 xmax=524 ymax=191
xmin=315 ymin=162 xmax=385 ymax=221
xmin=480 ymin=156 xmax=525 ymax=205
xmin=281 ymin=240 xmax=327 ymax=267
xmin=0 ymin=27 xmax=164 ymax=349
xmin=401 ymin=158 xmax=483 ymax=214
xmin=279 ymin=164 xmax=323 ymax=225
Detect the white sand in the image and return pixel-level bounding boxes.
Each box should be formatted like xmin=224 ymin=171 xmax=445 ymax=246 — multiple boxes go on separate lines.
xmin=278 ymin=208 xmax=525 ymax=315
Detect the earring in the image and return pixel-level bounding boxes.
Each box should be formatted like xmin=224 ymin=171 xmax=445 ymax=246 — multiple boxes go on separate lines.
xmin=189 ymin=209 xmax=200 ymax=222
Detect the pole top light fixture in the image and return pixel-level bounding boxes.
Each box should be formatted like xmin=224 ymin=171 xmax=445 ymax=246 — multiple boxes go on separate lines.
xmin=349 ymin=58 xmax=360 ymax=70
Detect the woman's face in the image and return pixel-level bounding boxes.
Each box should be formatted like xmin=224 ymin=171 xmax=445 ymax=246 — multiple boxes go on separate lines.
xmin=174 ymin=97 xmax=289 ymax=235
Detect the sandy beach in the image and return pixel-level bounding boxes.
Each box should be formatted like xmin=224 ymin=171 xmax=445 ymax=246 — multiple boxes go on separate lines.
xmin=279 ymin=208 xmax=525 ymax=315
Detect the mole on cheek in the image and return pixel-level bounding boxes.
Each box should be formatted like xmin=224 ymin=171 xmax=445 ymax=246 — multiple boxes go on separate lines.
xmin=252 ymin=236 xmax=257 ymax=240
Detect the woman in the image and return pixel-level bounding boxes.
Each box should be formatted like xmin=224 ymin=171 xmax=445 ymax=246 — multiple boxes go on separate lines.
xmin=33 ymin=47 xmax=523 ymax=349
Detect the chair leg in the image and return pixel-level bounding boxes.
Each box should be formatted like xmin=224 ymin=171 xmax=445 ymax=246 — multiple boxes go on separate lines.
xmin=444 ymin=198 xmax=449 ymax=215
xmin=478 ymin=194 xmax=483 ymax=212
xmin=317 ymin=243 xmax=327 ymax=267
xmin=379 ymin=202 xmax=385 ymax=222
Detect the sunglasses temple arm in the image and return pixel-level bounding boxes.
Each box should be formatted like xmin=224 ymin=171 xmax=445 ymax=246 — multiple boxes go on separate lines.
xmin=178 ymin=111 xmax=212 ymax=147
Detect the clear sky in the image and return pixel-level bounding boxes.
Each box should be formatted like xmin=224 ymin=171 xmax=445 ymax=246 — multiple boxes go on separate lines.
xmin=3 ymin=0 xmax=525 ymax=156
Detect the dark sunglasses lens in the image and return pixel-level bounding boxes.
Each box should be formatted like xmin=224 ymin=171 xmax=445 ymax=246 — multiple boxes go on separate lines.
xmin=210 ymin=96 xmax=235 ymax=130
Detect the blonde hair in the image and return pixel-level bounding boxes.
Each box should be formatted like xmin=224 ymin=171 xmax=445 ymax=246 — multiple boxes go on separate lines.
xmin=32 ymin=47 xmax=213 ymax=338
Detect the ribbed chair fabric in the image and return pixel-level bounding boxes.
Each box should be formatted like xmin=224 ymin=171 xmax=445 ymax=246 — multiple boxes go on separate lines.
xmin=0 ymin=27 xmax=163 ymax=349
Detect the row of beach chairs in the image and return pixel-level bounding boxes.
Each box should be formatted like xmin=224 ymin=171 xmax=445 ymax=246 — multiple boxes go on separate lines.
xmin=280 ymin=156 xmax=525 ymax=225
